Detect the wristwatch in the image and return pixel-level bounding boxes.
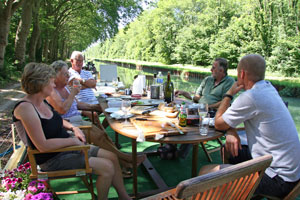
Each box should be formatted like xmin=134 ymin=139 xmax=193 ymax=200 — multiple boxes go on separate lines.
xmin=223 ymin=94 xmax=233 ymax=100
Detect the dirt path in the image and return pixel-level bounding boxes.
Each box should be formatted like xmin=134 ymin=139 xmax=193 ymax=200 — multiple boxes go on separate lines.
xmin=0 ymin=82 xmax=25 ymax=168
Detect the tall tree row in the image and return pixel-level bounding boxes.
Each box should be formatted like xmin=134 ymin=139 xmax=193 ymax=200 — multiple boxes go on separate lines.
xmin=86 ymin=0 xmax=300 ymax=76
xmin=0 ymin=0 xmax=146 ymax=78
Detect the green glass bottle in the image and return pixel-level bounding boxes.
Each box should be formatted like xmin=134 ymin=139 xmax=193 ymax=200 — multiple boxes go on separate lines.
xmin=163 ymin=71 xmax=174 ymax=103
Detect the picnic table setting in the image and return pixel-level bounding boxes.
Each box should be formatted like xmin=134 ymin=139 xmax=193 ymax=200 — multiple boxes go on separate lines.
xmin=94 ymin=72 xmax=224 ymax=198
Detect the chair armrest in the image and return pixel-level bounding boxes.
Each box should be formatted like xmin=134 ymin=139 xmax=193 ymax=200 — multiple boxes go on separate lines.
xmin=28 ymin=145 xmax=90 ymax=154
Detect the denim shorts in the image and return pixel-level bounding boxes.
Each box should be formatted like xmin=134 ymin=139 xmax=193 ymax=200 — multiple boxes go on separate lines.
xmin=39 ymin=145 xmax=99 ymax=171
xmin=228 ymin=145 xmax=299 ymax=198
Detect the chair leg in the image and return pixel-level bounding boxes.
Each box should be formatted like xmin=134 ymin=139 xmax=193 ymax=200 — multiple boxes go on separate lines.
xmin=43 ymin=180 xmax=59 ymax=200
xmin=80 ymin=175 xmax=97 ymax=200
xmin=200 ymin=142 xmax=213 ymax=162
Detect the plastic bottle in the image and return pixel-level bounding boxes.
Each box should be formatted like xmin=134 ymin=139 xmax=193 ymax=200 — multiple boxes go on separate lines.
xmin=179 ymin=102 xmax=187 ymax=127
xmin=156 ymin=71 xmax=164 ymax=99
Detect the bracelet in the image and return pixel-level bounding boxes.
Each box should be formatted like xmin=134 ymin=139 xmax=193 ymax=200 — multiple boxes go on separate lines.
xmin=70 ymin=127 xmax=75 ymax=131
xmin=223 ymin=94 xmax=233 ymax=100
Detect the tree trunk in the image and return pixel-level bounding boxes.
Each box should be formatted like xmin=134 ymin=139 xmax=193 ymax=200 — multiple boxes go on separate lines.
xmin=14 ymin=0 xmax=33 ymax=68
xmin=0 ymin=0 xmax=25 ymax=73
xmin=28 ymin=0 xmax=41 ymax=62
xmin=0 ymin=5 xmax=11 ymax=73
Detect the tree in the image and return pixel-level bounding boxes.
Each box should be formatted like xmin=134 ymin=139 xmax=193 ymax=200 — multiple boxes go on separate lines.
xmin=28 ymin=0 xmax=41 ymax=62
xmin=0 ymin=0 xmax=24 ymax=74
xmin=14 ymin=0 xmax=34 ymax=67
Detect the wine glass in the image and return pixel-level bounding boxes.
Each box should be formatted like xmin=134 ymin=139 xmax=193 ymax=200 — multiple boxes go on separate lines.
xmin=198 ymin=103 xmax=208 ymax=136
xmin=73 ymin=79 xmax=81 ymax=88
xmin=122 ymin=99 xmax=131 ymax=126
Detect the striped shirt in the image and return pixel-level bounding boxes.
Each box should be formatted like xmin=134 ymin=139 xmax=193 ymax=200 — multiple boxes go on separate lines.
xmin=54 ymin=87 xmax=81 ymax=118
xmin=69 ymin=68 xmax=98 ymax=104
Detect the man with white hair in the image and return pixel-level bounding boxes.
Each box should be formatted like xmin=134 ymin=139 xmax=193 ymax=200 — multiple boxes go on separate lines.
xmin=68 ymin=51 xmax=100 ymax=107
xmin=206 ymin=54 xmax=300 ymax=198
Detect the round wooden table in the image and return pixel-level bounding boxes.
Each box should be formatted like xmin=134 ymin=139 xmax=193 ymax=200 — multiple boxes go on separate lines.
xmin=99 ymin=98 xmax=224 ymax=198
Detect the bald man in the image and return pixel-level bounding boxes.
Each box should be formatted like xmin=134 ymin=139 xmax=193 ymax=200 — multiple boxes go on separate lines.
xmin=203 ymin=54 xmax=300 ymax=198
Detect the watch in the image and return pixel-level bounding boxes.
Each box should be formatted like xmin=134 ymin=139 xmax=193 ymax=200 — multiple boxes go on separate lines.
xmin=223 ymin=94 xmax=233 ymax=100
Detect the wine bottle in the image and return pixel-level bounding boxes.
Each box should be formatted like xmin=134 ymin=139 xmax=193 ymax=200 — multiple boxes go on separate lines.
xmin=163 ymin=71 xmax=174 ymax=103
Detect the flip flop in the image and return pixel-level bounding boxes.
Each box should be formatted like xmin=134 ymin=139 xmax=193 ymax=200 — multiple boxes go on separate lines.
xmin=122 ymin=167 xmax=133 ymax=178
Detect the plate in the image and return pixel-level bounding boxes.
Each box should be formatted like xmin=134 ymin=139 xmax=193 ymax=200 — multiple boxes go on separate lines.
xmin=105 ymin=107 xmax=120 ymax=113
xmin=110 ymin=110 xmax=134 ymax=119
xmin=131 ymin=99 xmax=164 ymax=106
xmin=106 ymin=97 xmax=122 ymax=101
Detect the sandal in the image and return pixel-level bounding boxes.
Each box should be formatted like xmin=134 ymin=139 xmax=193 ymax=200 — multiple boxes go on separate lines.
xmin=122 ymin=167 xmax=133 ymax=179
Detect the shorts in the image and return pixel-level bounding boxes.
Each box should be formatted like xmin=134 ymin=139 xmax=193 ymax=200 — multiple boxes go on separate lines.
xmin=228 ymin=145 xmax=299 ymax=198
xmin=39 ymin=145 xmax=99 ymax=172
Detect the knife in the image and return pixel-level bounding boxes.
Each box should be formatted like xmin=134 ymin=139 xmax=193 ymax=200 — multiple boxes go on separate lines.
xmin=167 ymin=122 xmax=184 ymax=134
xmin=141 ymin=107 xmax=158 ymax=115
xmin=135 ymin=118 xmax=157 ymax=121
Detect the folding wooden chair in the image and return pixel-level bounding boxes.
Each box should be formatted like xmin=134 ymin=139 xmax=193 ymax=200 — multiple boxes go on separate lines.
xmin=13 ymin=123 xmax=96 ymax=199
xmin=261 ymin=180 xmax=300 ymax=200
xmin=142 ymin=154 xmax=272 ymax=200
xmin=27 ymin=145 xmax=96 ymax=199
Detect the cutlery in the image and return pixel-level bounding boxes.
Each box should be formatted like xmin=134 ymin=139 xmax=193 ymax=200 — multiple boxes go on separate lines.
xmin=167 ymin=122 xmax=184 ymax=134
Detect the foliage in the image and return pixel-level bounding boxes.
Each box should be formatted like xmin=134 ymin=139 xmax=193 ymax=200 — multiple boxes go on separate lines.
xmin=0 ymin=162 xmax=53 ymax=200
xmin=86 ymin=0 xmax=300 ymax=76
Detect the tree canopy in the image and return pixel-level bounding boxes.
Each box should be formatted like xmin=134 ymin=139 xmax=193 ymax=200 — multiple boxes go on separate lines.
xmin=0 ymin=0 xmax=146 ymax=78
xmin=86 ymin=0 xmax=300 ymax=77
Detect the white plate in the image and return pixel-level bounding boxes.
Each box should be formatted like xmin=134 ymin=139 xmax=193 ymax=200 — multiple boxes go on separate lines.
xmin=106 ymin=97 xmax=122 ymax=101
xmin=110 ymin=110 xmax=134 ymax=119
xmin=105 ymin=107 xmax=120 ymax=113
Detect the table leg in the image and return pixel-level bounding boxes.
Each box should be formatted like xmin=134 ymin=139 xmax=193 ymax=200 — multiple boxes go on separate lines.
xmin=114 ymin=132 xmax=122 ymax=149
xmin=132 ymin=139 xmax=137 ymax=197
xmin=192 ymin=144 xmax=199 ymax=177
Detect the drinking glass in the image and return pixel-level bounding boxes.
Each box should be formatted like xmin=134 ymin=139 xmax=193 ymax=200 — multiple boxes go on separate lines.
xmin=122 ymin=99 xmax=131 ymax=126
xmin=112 ymin=78 xmax=118 ymax=87
xmin=73 ymin=79 xmax=81 ymax=88
xmin=198 ymin=103 xmax=208 ymax=135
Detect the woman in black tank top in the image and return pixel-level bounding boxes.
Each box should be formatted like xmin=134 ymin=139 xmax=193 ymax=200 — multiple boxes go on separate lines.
xmin=14 ymin=62 xmax=131 ymax=200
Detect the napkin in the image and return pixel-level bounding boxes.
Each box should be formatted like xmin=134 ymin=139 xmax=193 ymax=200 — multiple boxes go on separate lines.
xmin=132 ymin=75 xmax=145 ymax=95
xmin=136 ymin=130 xmax=145 ymax=142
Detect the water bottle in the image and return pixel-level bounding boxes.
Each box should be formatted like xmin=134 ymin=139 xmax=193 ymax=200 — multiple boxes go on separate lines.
xmin=157 ymin=71 xmax=164 ymax=99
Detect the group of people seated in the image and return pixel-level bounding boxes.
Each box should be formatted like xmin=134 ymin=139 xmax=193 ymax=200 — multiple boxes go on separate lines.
xmin=12 ymin=51 xmax=300 ymax=199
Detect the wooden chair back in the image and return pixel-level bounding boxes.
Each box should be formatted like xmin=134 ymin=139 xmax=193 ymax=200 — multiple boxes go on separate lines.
xmin=143 ymin=154 xmax=272 ymax=200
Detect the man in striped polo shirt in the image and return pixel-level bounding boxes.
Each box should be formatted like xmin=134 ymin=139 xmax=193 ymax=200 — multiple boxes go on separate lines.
xmin=68 ymin=51 xmax=102 ymax=113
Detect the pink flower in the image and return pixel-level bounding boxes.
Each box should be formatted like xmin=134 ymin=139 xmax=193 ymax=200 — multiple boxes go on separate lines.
xmin=37 ymin=182 xmax=45 ymax=191
xmin=29 ymin=180 xmax=36 ymax=186
xmin=17 ymin=177 xmax=23 ymax=183
xmin=24 ymin=162 xmax=31 ymax=169
xmin=25 ymin=193 xmax=33 ymax=200
xmin=28 ymin=185 xmax=38 ymax=193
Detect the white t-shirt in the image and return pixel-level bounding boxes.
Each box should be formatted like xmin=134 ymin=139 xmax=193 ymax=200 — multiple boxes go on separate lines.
xmin=223 ymin=80 xmax=300 ymax=182
xmin=69 ymin=68 xmax=98 ymax=104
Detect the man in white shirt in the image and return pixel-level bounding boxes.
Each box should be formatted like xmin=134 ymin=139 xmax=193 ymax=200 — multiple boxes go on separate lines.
xmin=68 ymin=51 xmax=102 ymax=112
xmin=204 ymin=54 xmax=300 ymax=198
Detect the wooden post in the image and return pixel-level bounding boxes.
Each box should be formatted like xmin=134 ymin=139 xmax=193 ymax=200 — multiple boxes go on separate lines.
xmin=11 ymin=124 xmax=16 ymax=152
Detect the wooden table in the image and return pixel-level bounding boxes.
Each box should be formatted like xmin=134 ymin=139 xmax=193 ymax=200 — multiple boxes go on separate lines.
xmin=99 ymin=98 xmax=224 ymax=198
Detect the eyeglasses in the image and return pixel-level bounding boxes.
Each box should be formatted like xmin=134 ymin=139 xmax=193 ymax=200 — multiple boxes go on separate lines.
xmin=75 ymin=59 xmax=84 ymax=63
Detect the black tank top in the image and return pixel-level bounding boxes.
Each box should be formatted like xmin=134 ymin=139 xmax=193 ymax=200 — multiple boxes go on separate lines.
xmin=12 ymin=100 xmax=70 ymax=165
